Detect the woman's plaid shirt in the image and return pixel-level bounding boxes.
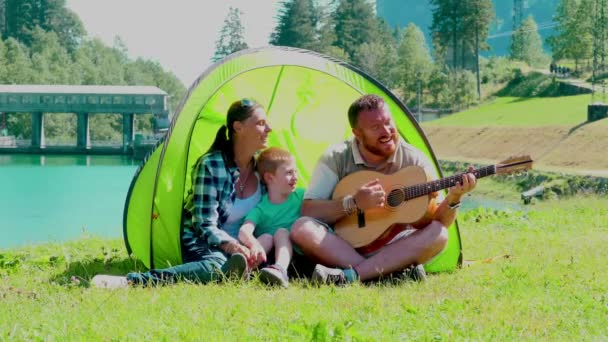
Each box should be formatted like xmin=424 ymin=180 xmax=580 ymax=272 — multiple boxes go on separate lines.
xmin=182 ymin=151 xmax=242 ymax=249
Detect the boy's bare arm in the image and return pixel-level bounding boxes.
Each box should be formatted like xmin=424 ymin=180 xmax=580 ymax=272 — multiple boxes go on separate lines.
xmin=238 ymin=221 xmax=257 ymax=248
xmin=238 ymin=221 xmax=267 ymax=268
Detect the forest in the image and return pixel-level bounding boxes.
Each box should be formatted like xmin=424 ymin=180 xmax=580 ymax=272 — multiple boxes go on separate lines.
xmin=1 ymin=0 xmax=606 ymax=143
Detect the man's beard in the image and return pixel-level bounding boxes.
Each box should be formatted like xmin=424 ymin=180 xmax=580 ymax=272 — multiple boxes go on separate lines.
xmin=360 ymin=134 xmax=397 ymax=158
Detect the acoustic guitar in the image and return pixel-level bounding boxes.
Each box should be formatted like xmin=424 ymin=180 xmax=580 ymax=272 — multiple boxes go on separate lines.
xmin=332 ymin=156 xmax=533 ymax=253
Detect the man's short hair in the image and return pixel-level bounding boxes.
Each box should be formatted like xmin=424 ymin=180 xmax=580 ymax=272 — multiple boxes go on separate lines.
xmin=256 ymin=147 xmax=294 ymax=182
xmin=348 ymin=94 xmax=386 ymax=128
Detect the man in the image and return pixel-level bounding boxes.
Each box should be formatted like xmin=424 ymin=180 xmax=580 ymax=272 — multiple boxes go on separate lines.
xmin=290 ymin=94 xmax=476 ymax=284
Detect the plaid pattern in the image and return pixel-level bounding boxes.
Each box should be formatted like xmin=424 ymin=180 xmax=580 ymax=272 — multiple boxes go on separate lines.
xmin=182 ymin=151 xmax=240 ymax=249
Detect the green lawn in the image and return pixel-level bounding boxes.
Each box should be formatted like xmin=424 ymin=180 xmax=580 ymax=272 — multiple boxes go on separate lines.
xmin=1 ymin=196 xmax=607 ymax=340
xmin=425 ymin=95 xmax=594 ymax=127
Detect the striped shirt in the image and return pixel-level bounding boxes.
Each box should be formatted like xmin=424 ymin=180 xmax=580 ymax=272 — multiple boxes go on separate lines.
xmin=182 ymin=151 xmax=260 ymax=250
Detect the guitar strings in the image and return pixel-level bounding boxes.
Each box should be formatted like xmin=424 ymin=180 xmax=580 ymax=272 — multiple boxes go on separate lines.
xmin=385 ymin=165 xmax=497 ymax=204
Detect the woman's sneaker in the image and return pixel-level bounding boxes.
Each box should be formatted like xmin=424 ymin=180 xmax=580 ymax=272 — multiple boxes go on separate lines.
xmin=91 ymin=275 xmax=130 ymax=289
xmin=221 ymin=253 xmax=248 ymax=280
xmin=259 ymin=264 xmax=289 ymax=288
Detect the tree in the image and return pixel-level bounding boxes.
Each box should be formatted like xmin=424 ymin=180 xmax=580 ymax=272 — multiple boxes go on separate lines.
xmin=315 ymin=4 xmax=350 ymax=61
xmin=3 ymin=37 xmax=35 ymax=83
xmin=510 ymin=16 xmax=549 ymax=67
xmin=0 ymin=37 xmax=7 ymax=82
xmin=29 ymin=27 xmax=75 ymax=84
xmin=430 ymin=0 xmax=462 ymax=68
xmin=354 ymin=18 xmax=399 ymax=87
xmin=396 ymin=23 xmax=434 ymax=102
xmin=212 ymin=7 xmax=248 ymax=62
xmin=270 ymin=0 xmax=318 ymax=50
xmin=592 ymin=0 xmax=608 ymax=75
xmin=0 ymin=0 xmax=6 ymax=37
xmin=4 ymin=0 xmax=84 ymax=50
xmin=332 ymin=0 xmax=378 ymax=63
xmin=356 ymin=41 xmax=398 ymax=87
xmin=45 ymin=1 xmax=86 ymax=52
xmin=430 ymin=0 xmax=493 ymax=70
xmin=548 ymin=0 xmax=593 ymax=71
xmin=571 ymin=0 xmax=595 ymax=70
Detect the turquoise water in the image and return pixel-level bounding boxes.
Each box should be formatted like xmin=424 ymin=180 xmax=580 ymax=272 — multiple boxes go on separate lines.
xmin=0 ymin=154 xmax=139 ymax=249
xmin=461 ymin=195 xmax=523 ymax=212
xmin=0 ymin=154 xmax=523 ymax=249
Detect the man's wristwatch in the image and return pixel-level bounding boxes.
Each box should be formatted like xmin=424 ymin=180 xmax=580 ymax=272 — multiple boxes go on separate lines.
xmin=448 ymin=201 xmax=461 ymax=210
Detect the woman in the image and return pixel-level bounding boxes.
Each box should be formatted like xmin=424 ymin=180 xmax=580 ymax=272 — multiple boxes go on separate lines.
xmin=92 ymin=98 xmax=272 ymax=287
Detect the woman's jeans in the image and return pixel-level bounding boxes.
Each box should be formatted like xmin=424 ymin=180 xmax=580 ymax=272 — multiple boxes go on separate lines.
xmin=126 ymin=245 xmax=229 ymax=286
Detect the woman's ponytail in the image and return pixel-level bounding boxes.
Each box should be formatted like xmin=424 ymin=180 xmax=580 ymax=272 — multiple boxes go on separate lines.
xmin=206 ymin=125 xmax=234 ymax=163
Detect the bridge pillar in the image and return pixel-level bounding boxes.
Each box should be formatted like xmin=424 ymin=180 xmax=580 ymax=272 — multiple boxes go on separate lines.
xmin=122 ymin=113 xmax=134 ymax=153
xmin=77 ymin=113 xmax=90 ymax=149
xmin=31 ymin=112 xmax=45 ymax=148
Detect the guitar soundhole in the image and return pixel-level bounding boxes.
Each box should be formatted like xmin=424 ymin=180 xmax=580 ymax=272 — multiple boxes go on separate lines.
xmin=387 ymin=189 xmax=405 ymax=208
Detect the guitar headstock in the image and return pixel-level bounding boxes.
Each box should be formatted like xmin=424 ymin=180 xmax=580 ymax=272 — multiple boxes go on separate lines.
xmin=496 ymin=155 xmax=533 ymax=175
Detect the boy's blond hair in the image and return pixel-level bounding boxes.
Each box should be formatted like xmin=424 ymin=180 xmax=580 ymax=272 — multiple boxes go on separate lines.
xmin=256 ymin=147 xmax=294 ymax=183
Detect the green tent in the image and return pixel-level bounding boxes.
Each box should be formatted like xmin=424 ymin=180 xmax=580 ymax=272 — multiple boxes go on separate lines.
xmin=123 ymin=46 xmax=462 ymax=272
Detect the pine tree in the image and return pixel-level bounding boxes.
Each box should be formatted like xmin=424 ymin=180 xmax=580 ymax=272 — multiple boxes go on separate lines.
xmin=548 ymin=0 xmax=593 ymax=71
xmin=270 ymin=0 xmax=318 ymax=50
xmin=510 ymin=16 xmax=549 ymax=67
xmin=430 ymin=0 xmax=493 ymax=70
xmin=0 ymin=0 xmax=6 ymax=38
xmin=430 ymin=0 xmax=462 ymax=68
xmin=212 ymin=7 xmax=248 ymax=62
xmin=4 ymin=0 xmax=84 ymax=50
xmin=333 ymin=0 xmax=378 ymax=63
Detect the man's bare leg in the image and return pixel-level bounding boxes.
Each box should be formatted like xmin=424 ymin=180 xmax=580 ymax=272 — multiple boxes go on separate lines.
xmin=354 ymin=221 xmax=448 ymax=281
xmin=290 ymin=217 xmax=365 ymax=268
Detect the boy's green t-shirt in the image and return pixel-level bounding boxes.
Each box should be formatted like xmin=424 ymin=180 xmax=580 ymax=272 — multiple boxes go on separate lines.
xmin=245 ymin=188 xmax=305 ymax=237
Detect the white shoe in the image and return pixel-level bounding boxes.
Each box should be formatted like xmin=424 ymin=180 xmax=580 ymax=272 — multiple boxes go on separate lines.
xmin=91 ymin=275 xmax=130 ymax=289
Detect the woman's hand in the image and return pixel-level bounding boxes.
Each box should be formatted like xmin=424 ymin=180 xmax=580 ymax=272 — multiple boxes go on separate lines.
xmin=220 ymin=240 xmax=251 ymax=259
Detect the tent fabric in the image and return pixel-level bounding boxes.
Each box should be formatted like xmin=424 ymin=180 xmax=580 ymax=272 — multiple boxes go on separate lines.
xmin=123 ymin=46 xmax=462 ymax=273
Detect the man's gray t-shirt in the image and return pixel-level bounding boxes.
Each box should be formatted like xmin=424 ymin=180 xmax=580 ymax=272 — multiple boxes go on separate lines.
xmin=304 ymin=137 xmax=441 ymax=201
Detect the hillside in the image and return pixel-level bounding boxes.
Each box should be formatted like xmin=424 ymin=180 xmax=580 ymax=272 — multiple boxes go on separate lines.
xmin=421 ymin=95 xmax=608 ymax=176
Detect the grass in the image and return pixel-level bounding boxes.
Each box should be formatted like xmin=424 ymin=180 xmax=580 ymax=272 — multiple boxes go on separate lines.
xmin=1 ymin=196 xmax=607 ymax=340
xmin=425 ymin=94 xmax=593 ymax=127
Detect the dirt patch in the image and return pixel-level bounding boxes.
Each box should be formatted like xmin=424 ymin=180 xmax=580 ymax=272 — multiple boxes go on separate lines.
xmin=421 ymin=123 xmax=608 ymax=175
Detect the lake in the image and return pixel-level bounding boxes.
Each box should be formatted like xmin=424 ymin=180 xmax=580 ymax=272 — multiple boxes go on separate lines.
xmin=0 ymin=154 xmax=139 ymax=249
xmin=0 ymin=154 xmax=524 ymax=250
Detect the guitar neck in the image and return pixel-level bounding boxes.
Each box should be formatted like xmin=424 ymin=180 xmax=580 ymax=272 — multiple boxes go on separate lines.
xmin=404 ymin=165 xmax=496 ymax=200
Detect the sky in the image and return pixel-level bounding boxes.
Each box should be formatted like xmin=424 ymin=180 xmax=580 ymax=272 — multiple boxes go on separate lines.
xmin=66 ymin=1 xmax=281 ymax=87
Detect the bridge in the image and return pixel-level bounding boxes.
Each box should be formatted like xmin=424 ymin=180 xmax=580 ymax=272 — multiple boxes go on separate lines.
xmin=0 ymin=85 xmax=169 ymax=156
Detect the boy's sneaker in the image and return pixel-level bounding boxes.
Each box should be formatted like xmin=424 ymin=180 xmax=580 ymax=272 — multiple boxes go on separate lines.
xmin=221 ymin=253 xmax=248 ymax=280
xmin=402 ymin=264 xmax=427 ymax=282
xmin=311 ymin=264 xmax=356 ymax=286
xmin=91 ymin=274 xmax=130 ymax=289
xmin=259 ymin=264 xmax=289 ymax=288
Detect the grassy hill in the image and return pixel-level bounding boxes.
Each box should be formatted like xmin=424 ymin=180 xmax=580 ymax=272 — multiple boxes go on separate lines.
xmin=421 ymin=94 xmax=608 ymax=175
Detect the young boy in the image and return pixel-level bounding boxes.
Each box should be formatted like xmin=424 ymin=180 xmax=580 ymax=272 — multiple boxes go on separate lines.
xmin=238 ymin=147 xmax=304 ymax=288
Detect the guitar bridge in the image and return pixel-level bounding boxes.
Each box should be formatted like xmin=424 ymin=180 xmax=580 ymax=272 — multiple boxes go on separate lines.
xmin=357 ymin=209 xmax=366 ymax=228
